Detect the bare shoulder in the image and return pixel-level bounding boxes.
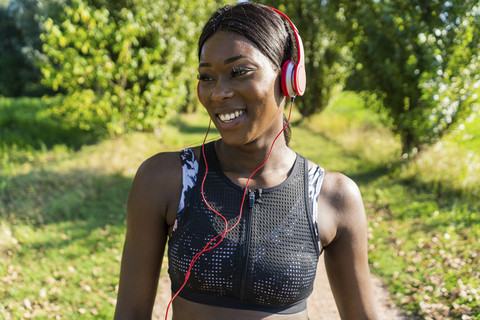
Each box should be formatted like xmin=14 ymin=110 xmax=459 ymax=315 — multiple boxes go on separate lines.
xmin=137 ymin=151 xmax=182 ymax=178
xmin=306 ymin=159 xmax=362 ymax=211
xmin=128 ymin=151 xmax=183 ymax=225
xmin=320 ymin=170 xmax=363 ymax=214
xmin=134 ymin=152 xmax=182 ymax=195
xmin=311 ymin=164 xmax=366 ymax=247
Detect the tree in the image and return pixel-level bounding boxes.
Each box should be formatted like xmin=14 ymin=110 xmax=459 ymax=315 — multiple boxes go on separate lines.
xmin=332 ymin=0 xmax=480 ymax=154
xmin=258 ymin=0 xmax=353 ymax=119
xmin=40 ymin=0 xmax=226 ymax=135
xmin=0 ymin=0 xmax=64 ymax=97
xmin=0 ymin=6 xmax=24 ymax=97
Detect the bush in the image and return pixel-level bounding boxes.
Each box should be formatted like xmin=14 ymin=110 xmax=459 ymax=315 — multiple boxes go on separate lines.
xmin=40 ymin=0 xmax=226 ymax=136
xmin=0 ymin=97 xmax=98 ymax=150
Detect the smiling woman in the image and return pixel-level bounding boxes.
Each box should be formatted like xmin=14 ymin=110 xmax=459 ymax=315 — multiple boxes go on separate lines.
xmin=114 ymin=3 xmax=379 ymax=320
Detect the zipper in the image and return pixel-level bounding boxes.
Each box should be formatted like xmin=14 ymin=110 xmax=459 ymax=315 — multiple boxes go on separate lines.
xmin=249 ymin=189 xmax=255 ymax=208
xmin=240 ymin=189 xmax=255 ymax=300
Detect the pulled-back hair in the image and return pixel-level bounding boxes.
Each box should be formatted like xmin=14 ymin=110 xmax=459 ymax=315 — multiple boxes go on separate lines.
xmin=198 ymin=2 xmax=296 ymax=144
xmin=198 ymin=3 xmax=295 ymax=72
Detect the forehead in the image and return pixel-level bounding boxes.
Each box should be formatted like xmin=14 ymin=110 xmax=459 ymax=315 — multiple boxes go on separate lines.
xmin=199 ymin=31 xmax=268 ymax=65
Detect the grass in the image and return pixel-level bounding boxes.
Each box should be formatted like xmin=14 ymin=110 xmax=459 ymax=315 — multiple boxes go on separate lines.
xmin=0 ymin=103 xmax=221 ymax=319
xmin=0 ymin=97 xmax=98 ymax=152
xmin=301 ymin=92 xmax=480 ymax=319
xmin=1 ymin=92 xmax=479 ymax=319
xmin=0 ymin=137 xmax=150 ymax=318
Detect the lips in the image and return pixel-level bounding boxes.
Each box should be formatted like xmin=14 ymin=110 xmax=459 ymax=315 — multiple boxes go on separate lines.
xmin=218 ymin=110 xmax=245 ymax=123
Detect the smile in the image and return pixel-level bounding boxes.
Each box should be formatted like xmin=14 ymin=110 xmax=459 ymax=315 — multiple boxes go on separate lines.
xmin=218 ymin=110 xmax=245 ymax=123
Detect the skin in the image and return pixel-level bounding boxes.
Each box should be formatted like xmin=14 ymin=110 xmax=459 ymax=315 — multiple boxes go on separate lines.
xmin=114 ymin=31 xmax=378 ymax=320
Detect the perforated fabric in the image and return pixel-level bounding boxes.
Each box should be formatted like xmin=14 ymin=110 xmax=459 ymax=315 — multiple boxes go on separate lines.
xmin=174 ymin=148 xmax=325 ymax=249
xmin=168 ymin=142 xmax=319 ymax=312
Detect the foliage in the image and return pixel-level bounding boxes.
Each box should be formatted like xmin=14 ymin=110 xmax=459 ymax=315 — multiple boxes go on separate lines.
xmin=445 ymin=109 xmax=480 ymax=153
xmin=258 ymin=0 xmax=353 ymax=119
xmin=0 ymin=0 xmax=62 ymax=97
xmin=0 ymin=5 xmax=28 ymax=97
xmin=331 ymin=0 xmax=480 ymax=154
xmin=0 ymin=97 xmax=98 ymax=151
xmin=40 ymin=0 xmax=225 ymax=136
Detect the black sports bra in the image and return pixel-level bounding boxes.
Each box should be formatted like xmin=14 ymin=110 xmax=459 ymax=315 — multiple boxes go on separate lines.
xmin=167 ymin=142 xmax=324 ymax=313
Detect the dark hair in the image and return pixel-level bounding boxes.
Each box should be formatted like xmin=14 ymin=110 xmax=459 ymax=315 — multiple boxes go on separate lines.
xmin=198 ymin=2 xmax=295 ymax=145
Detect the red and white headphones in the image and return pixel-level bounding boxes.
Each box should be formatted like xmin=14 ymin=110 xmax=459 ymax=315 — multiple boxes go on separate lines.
xmin=268 ymin=7 xmax=306 ymax=98
xmin=197 ymin=6 xmax=306 ymax=99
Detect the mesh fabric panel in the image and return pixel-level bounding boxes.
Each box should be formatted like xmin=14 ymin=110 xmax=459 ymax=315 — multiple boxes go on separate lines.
xmin=168 ymin=142 xmax=319 ymax=308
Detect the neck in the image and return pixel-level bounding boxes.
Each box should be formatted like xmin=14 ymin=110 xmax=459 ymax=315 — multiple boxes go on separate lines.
xmin=211 ymin=135 xmax=296 ymax=190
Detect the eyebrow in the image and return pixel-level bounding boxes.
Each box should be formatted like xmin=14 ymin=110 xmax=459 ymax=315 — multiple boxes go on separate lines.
xmin=199 ymin=54 xmax=251 ymax=68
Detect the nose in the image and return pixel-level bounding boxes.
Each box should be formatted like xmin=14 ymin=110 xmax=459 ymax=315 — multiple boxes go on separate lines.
xmin=210 ymin=78 xmax=234 ymax=102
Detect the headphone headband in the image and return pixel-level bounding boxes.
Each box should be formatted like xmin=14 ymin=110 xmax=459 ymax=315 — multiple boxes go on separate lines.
xmin=267 ymin=6 xmax=306 ymax=97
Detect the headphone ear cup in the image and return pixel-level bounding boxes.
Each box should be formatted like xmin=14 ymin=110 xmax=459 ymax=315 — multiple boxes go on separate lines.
xmin=293 ymin=33 xmax=306 ymax=96
xmin=281 ymin=60 xmax=295 ymax=98
xmin=292 ymin=63 xmax=306 ymax=97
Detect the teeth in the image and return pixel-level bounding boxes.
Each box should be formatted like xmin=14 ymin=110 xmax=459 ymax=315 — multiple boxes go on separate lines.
xmin=219 ymin=110 xmax=244 ymax=123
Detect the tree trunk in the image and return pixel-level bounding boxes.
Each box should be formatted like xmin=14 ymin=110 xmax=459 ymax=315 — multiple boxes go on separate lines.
xmin=400 ymin=129 xmax=421 ymax=159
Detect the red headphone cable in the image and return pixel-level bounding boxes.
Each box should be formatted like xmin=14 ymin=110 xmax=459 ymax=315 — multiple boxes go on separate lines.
xmin=165 ymin=97 xmax=295 ymax=319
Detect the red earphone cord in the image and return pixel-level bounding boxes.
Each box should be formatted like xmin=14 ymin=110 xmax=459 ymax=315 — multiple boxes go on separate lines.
xmin=164 ymin=97 xmax=295 ymax=319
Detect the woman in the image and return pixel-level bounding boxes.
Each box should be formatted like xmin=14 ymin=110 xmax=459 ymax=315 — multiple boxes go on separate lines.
xmin=114 ymin=3 xmax=378 ymax=320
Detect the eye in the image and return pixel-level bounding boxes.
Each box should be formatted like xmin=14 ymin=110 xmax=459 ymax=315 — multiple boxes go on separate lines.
xmin=231 ymin=67 xmax=251 ymax=77
xmin=197 ymin=73 xmax=214 ymax=82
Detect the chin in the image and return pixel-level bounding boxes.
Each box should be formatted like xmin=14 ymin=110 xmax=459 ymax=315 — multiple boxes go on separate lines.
xmin=216 ymin=131 xmax=253 ymax=147
xmin=218 ymin=136 xmax=246 ymax=147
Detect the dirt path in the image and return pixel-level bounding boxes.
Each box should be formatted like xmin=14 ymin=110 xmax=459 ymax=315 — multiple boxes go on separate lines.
xmin=152 ymin=255 xmax=416 ymax=320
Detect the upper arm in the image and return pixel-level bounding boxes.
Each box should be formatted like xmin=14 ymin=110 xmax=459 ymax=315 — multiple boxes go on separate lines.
xmin=318 ymin=172 xmax=378 ymax=320
xmin=114 ymin=152 xmax=182 ymax=320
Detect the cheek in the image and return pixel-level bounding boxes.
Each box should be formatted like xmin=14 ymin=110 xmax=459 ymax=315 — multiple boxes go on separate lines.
xmin=251 ymin=72 xmax=280 ymax=101
xmin=197 ymin=85 xmax=210 ymax=109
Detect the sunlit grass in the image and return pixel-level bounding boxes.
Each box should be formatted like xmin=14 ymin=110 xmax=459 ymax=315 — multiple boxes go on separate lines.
xmin=0 ymin=106 xmax=222 ymax=319
xmin=294 ymin=92 xmax=480 ymax=319
xmin=292 ymin=91 xmax=400 ymax=174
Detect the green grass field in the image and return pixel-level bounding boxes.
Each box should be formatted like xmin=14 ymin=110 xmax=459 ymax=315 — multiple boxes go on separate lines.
xmin=1 ymin=93 xmax=479 ymax=319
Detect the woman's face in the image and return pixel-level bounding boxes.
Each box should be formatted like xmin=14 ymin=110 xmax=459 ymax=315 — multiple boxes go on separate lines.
xmin=198 ymin=31 xmax=284 ymax=147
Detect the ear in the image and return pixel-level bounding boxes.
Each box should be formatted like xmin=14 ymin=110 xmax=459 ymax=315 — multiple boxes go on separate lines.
xmin=275 ymin=74 xmax=286 ymax=108
xmin=197 ymin=81 xmax=200 ymax=101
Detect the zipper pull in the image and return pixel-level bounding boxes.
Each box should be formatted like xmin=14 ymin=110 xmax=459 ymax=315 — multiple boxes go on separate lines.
xmin=249 ymin=190 xmax=255 ymax=208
